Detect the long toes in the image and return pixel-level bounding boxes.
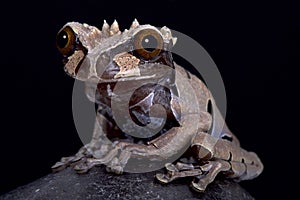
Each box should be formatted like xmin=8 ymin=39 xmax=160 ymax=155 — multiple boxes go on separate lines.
xmin=105 ymin=157 xmax=123 ymax=174
xmin=51 ymin=161 xmax=67 ymax=172
xmin=175 ymin=162 xmax=195 ymax=170
xmin=165 ymin=163 xmax=178 ymax=172
xmin=52 ymin=156 xmax=77 ymax=172
xmin=60 ymin=156 xmax=75 ymax=163
xmin=92 ymin=157 xmax=110 ymax=164
xmin=155 ymin=173 xmax=172 ymax=183
xmin=191 ymin=179 xmax=206 ymax=192
xmin=106 ymin=165 xmax=123 ymax=174
xmin=73 ymin=162 xmax=90 ymax=174
xmin=70 ymin=155 xmax=86 ymax=167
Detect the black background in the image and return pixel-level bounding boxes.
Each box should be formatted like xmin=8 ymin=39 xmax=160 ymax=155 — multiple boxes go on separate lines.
xmin=0 ymin=1 xmax=298 ymax=199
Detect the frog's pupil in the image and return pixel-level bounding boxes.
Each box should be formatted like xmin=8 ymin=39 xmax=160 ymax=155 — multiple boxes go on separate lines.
xmin=142 ymin=35 xmax=157 ymax=52
xmin=57 ymin=31 xmax=69 ymax=49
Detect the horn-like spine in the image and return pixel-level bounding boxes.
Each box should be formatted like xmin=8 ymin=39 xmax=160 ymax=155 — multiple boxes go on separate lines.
xmin=130 ymin=18 xmax=139 ymax=29
xmin=102 ymin=20 xmax=110 ymax=37
xmin=110 ymin=19 xmax=121 ymax=36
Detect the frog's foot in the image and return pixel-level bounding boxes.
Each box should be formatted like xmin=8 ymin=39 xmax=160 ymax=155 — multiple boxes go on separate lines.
xmin=51 ymin=146 xmax=91 ymax=173
xmin=73 ymin=144 xmax=132 ymax=174
xmin=191 ymin=160 xmax=231 ymax=192
xmin=156 ymin=162 xmax=203 ymax=183
xmin=105 ymin=149 xmax=132 ymax=174
xmin=70 ymin=146 xmax=118 ymax=173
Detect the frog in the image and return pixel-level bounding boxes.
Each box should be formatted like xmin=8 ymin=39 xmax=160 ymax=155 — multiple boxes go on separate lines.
xmin=52 ymin=19 xmax=263 ymax=192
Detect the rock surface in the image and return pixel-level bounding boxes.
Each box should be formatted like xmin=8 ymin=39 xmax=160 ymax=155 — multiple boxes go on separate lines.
xmin=0 ymin=166 xmax=254 ymax=200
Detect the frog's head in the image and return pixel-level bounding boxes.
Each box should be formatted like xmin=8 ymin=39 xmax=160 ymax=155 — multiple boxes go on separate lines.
xmin=56 ymin=19 xmax=177 ymax=82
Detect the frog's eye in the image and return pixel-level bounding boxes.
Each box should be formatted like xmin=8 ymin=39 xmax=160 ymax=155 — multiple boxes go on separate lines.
xmin=134 ymin=29 xmax=163 ymax=60
xmin=56 ymin=26 xmax=77 ymax=56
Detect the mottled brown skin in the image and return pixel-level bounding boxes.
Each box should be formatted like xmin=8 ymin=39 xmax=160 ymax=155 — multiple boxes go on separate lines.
xmin=52 ymin=19 xmax=263 ymax=192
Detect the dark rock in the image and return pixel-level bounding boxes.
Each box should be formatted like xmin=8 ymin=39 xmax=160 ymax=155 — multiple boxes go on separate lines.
xmin=0 ymin=166 xmax=254 ymax=200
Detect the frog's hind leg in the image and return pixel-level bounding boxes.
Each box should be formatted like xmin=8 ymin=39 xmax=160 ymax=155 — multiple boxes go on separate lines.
xmin=191 ymin=160 xmax=231 ymax=192
xmin=229 ymin=151 xmax=263 ymax=181
xmin=189 ymin=153 xmax=262 ymax=192
xmin=156 ymin=160 xmax=231 ymax=192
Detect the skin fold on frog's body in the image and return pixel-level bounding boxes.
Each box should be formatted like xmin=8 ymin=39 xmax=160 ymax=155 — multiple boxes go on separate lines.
xmin=52 ymin=19 xmax=263 ymax=192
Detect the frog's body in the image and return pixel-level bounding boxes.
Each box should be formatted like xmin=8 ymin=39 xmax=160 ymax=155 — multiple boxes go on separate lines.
xmin=52 ymin=19 xmax=263 ymax=192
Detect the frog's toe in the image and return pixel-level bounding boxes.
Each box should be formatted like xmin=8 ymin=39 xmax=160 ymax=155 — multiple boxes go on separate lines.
xmin=190 ymin=160 xmax=231 ymax=192
xmin=106 ymin=165 xmax=123 ymax=174
xmin=165 ymin=163 xmax=179 ymax=172
xmin=69 ymin=154 xmax=86 ymax=167
xmin=155 ymin=173 xmax=172 ymax=183
xmin=52 ymin=156 xmax=76 ymax=172
xmin=52 ymin=146 xmax=91 ymax=173
xmin=52 ymin=161 xmax=67 ymax=172
xmin=156 ymin=162 xmax=203 ymax=184
xmin=106 ymin=157 xmax=124 ymax=174
xmin=191 ymin=179 xmax=206 ymax=192
xmin=73 ymin=162 xmax=91 ymax=174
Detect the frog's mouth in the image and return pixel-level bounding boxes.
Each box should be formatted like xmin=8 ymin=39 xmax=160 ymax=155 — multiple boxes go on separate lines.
xmin=95 ymin=50 xmax=175 ymax=82
xmin=97 ymin=63 xmax=174 ymax=86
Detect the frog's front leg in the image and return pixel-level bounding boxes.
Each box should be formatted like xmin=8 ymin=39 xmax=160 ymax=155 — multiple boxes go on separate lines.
xmin=77 ymin=143 xmax=132 ymax=174
xmin=52 ymin=112 xmax=113 ymax=173
xmin=88 ymin=113 xmax=202 ymax=174
xmin=53 ymin=111 xmax=204 ymax=174
xmin=82 ymin=141 xmax=151 ymax=174
xmin=51 ymin=146 xmax=91 ymax=172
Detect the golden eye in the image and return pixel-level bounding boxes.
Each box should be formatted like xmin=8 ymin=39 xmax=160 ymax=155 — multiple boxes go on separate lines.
xmin=56 ymin=26 xmax=76 ymax=56
xmin=134 ymin=29 xmax=163 ymax=60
